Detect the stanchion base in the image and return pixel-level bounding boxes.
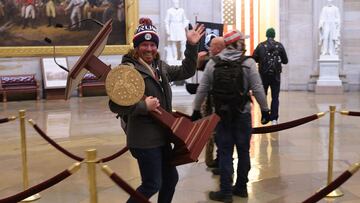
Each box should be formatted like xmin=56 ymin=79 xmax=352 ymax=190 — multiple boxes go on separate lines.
xmin=21 ymin=193 xmax=41 ymax=202
xmin=325 ymin=188 xmax=344 ymax=198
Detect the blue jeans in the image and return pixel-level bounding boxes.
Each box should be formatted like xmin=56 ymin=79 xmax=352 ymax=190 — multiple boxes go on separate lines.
xmin=127 ymin=144 xmax=179 ymax=203
xmin=215 ymin=113 xmax=252 ymax=195
xmin=261 ymin=74 xmax=281 ymax=121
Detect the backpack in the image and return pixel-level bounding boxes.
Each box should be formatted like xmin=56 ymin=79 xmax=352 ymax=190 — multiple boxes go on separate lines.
xmin=211 ymin=56 xmax=251 ymax=121
xmin=261 ymin=41 xmax=282 ymax=75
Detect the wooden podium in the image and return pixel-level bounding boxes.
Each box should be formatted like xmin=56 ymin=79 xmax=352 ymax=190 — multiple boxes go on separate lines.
xmin=64 ymin=19 xmax=220 ymax=165
xmin=44 ymin=88 xmax=65 ymax=100
xmin=164 ymin=110 xmax=219 ymax=165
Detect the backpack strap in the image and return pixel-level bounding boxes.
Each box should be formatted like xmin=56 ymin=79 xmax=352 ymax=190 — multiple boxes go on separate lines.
xmin=212 ymin=56 xmax=221 ymax=65
xmin=213 ymin=55 xmax=252 ymax=68
xmin=235 ymin=56 xmax=252 ymax=69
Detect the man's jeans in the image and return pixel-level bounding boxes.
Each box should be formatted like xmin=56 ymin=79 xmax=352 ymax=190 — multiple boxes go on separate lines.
xmin=127 ymin=144 xmax=178 ymax=203
xmin=261 ymin=74 xmax=281 ymax=121
xmin=215 ymin=113 xmax=252 ymax=195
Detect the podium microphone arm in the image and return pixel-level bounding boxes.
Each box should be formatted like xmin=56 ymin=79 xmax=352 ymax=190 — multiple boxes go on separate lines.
xmin=43 ymin=18 xmax=103 ymax=73
xmin=44 ymin=37 xmax=69 ymax=72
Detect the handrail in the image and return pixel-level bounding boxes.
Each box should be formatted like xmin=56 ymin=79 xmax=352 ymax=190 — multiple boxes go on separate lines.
xmin=252 ymin=112 xmax=326 ymax=134
xmin=101 ymin=165 xmax=150 ymax=203
xmin=302 ymin=162 xmax=360 ymax=203
xmin=28 ymin=119 xmax=129 ymax=163
xmin=339 ymin=110 xmax=360 ymax=117
xmin=0 ymin=162 xmax=81 ymax=203
xmin=28 ymin=119 xmax=85 ymax=162
xmin=0 ymin=116 xmax=17 ymax=124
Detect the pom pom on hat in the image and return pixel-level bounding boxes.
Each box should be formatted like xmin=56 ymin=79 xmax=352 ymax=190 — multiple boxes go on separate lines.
xmin=223 ymin=30 xmax=247 ymax=46
xmin=133 ymin=18 xmax=159 ymax=48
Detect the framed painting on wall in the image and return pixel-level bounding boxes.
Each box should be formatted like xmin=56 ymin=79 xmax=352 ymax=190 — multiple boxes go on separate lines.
xmin=0 ymin=0 xmax=139 ymax=57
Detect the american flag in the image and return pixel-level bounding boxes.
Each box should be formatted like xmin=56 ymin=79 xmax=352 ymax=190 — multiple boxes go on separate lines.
xmin=222 ymin=0 xmax=279 ymax=55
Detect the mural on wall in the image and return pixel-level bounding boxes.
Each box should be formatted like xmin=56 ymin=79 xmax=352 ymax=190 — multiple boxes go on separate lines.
xmin=0 ymin=0 xmax=126 ymax=46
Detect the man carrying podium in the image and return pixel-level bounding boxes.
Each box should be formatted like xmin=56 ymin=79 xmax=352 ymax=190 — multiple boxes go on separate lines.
xmin=108 ymin=18 xmax=204 ymax=203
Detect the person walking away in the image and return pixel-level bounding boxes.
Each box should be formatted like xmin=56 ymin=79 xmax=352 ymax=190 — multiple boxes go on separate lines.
xmin=253 ymin=28 xmax=288 ymax=125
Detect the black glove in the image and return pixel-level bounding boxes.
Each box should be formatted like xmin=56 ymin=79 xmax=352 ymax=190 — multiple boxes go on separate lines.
xmin=191 ymin=110 xmax=202 ymax=121
xmin=261 ymin=110 xmax=270 ymax=125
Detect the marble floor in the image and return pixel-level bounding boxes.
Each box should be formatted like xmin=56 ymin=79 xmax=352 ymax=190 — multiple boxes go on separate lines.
xmin=0 ymin=86 xmax=359 ymax=203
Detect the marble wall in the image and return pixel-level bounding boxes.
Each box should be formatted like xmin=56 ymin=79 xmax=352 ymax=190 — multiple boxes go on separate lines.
xmin=283 ymin=0 xmax=360 ymax=91
xmin=342 ymin=0 xmax=360 ymax=91
xmin=1 ymin=0 xmax=359 ymax=93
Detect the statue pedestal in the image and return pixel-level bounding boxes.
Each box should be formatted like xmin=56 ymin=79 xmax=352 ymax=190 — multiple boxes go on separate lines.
xmin=315 ymin=55 xmax=343 ymax=94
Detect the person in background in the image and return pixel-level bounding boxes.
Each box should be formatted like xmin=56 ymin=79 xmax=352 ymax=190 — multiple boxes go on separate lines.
xmin=196 ymin=33 xmax=217 ymax=71
xmin=22 ymin=0 xmax=36 ymax=28
xmin=45 ymin=0 xmax=56 ymax=27
xmin=65 ymin=0 xmax=84 ymax=30
xmin=192 ymin=36 xmax=225 ymax=170
xmin=108 ymin=18 xmax=205 ymax=203
xmin=192 ymin=29 xmax=270 ymax=202
xmin=253 ymin=28 xmax=288 ymax=125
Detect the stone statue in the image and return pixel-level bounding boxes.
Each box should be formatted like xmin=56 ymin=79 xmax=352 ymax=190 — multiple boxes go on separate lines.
xmin=319 ymin=0 xmax=340 ymax=56
xmin=164 ymin=0 xmax=189 ymax=61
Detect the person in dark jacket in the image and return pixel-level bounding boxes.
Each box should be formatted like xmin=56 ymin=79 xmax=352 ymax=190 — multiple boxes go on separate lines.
xmin=253 ymin=28 xmax=288 ymax=125
xmin=108 ymin=18 xmax=204 ymax=203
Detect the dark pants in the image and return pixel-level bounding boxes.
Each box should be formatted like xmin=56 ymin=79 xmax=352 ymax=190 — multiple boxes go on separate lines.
xmin=215 ymin=113 xmax=252 ymax=195
xmin=261 ymin=74 xmax=281 ymax=121
xmin=127 ymin=144 xmax=179 ymax=203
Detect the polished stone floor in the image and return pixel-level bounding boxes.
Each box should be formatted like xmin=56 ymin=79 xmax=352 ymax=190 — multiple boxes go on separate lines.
xmin=0 ymin=86 xmax=359 ymax=203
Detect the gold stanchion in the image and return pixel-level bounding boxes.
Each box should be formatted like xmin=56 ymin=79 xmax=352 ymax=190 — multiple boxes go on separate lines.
xmin=86 ymin=149 xmax=98 ymax=203
xmin=325 ymin=106 xmax=343 ymax=198
xmin=19 ymin=110 xmax=41 ymax=202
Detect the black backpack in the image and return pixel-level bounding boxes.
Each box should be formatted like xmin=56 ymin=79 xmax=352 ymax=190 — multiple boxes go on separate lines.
xmin=261 ymin=41 xmax=282 ymax=75
xmin=211 ymin=56 xmax=251 ymax=121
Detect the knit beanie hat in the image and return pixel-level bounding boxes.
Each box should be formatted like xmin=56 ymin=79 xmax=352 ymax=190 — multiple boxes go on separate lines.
xmin=266 ymin=28 xmax=275 ymax=38
xmin=133 ymin=18 xmax=159 ymax=48
xmin=223 ymin=30 xmax=246 ymax=46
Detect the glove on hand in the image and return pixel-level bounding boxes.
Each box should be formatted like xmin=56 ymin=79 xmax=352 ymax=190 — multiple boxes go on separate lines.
xmin=261 ymin=110 xmax=270 ymax=125
xmin=191 ymin=110 xmax=202 ymax=121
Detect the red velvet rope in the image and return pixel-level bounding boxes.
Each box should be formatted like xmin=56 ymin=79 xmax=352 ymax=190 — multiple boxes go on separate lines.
xmin=302 ymin=171 xmax=352 ymax=203
xmin=0 ymin=118 xmax=9 ymax=124
xmin=98 ymin=146 xmax=128 ymax=163
xmin=32 ymin=123 xmax=128 ymax=163
xmin=0 ymin=169 xmax=72 ymax=203
xmin=33 ymin=124 xmax=84 ymax=162
xmin=348 ymin=111 xmax=360 ymax=116
xmin=252 ymin=114 xmax=319 ymax=134
xmin=109 ymin=172 xmax=150 ymax=203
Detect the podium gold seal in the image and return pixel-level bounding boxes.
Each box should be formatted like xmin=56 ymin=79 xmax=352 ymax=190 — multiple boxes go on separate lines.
xmin=105 ymin=64 xmax=145 ymax=106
